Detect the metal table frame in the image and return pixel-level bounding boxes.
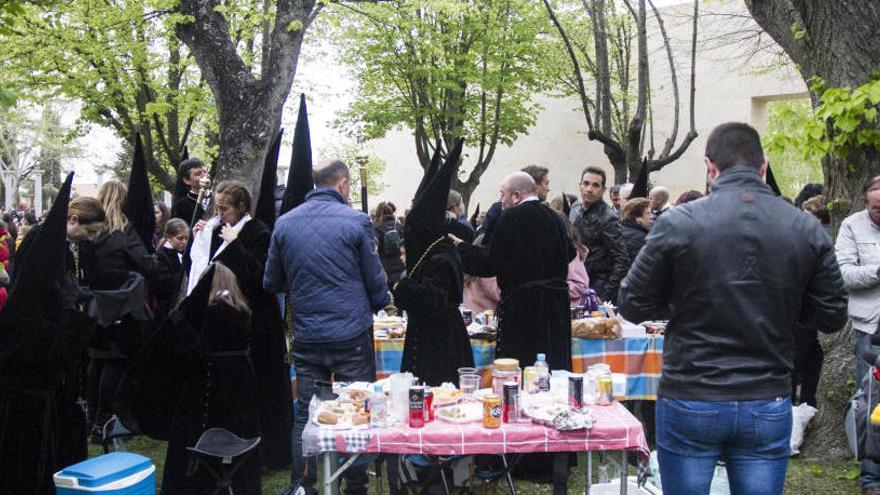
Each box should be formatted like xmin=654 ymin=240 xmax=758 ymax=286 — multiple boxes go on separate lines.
xmin=320 ymin=448 xmax=633 ymax=495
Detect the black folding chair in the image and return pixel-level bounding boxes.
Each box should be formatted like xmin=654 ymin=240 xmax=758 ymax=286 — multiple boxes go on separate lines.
xmin=186 ymin=428 xmax=261 ymax=495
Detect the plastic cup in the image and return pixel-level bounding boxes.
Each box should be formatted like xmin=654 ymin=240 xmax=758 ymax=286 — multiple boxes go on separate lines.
xmin=459 ymin=374 xmax=481 ymax=396
xmin=457 ymin=367 xmax=478 ymax=377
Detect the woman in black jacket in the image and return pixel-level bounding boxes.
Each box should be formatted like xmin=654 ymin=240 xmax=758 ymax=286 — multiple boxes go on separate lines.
xmin=619 ymin=197 xmax=654 ymax=262
xmin=84 ymin=180 xmax=157 ymax=436
xmin=152 ymin=218 xmax=189 ymax=321
xmin=373 ymin=201 xmax=405 ymax=285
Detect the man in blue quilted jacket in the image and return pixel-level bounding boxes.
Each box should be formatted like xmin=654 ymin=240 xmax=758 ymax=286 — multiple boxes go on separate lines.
xmin=265 ymin=158 xmax=389 ymax=495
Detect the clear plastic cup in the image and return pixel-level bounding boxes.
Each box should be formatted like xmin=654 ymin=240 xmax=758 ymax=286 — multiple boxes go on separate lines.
xmin=457 ymin=367 xmax=478 ymax=377
xmin=459 ymin=374 xmax=481 ymax=396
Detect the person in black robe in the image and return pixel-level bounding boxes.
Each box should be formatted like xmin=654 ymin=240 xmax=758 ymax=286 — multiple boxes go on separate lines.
xmin=186 ymin=180 xmax=292 ymax=470
xmin=392 ymin=140 xmax=474 ymax=386
xmin=452 ymin=171 xmax=575 ymax=373
xmin=151 ymin=218 xmax=189 ymax=322
xmin=161 ymin=263 xmax=261 ymax=495
xmin=0 ymin=174 xmax=98 ymax=495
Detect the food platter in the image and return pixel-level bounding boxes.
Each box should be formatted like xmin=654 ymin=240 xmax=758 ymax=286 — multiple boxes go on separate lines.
xmin=312 ymin=399 xmax=371 ymax=430
xmin=435 ymin=402 xmax=482 ymax=423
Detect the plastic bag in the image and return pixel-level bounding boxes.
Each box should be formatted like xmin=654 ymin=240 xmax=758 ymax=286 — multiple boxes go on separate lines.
xmin=790 ymin=403 xmax=818 ymax=455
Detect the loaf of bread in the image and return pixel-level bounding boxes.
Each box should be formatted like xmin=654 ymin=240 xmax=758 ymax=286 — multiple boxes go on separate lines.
xmin=317 ymin=411 xmax=338 ymax=425
xmin=352 ymin=412 xmax=370 ymax=426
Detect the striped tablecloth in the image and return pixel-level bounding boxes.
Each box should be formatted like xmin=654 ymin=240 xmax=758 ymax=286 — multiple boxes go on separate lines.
xmin=305 ymin=401 xmax=648 ymax=460
xmin=292 ymin=335 xmax=664 ymax=401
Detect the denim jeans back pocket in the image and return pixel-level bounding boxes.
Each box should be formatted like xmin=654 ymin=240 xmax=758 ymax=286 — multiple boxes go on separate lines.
xmin=752 ymin=407 xmax=792 ymax=458
xmin=657 ymin=398 xmax=721 ymax=457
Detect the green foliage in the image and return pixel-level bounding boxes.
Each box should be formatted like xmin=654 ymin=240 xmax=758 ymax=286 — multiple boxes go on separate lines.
xmin=766 ymin=77 xmax=880 ymax=178
xmin=0 ymin=0 xmax=215 ymax=187
xmin=326 ymin=0 xmax=550 ymax=182
xmin=763 ymin=99 xmax=823 ymax=198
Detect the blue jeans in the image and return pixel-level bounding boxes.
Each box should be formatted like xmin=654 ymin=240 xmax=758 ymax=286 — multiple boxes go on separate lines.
xmin=291 ymin=330 xmax=376 ymax=494
xmin=855 ymin=330 xmax=880 ymax=489
xmin=656 ymin=396 xmax=791 ymax=495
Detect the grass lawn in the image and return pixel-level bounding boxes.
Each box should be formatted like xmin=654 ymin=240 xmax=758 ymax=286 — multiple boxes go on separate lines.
xmin=90 ymin=438 xmax=862 ymax=494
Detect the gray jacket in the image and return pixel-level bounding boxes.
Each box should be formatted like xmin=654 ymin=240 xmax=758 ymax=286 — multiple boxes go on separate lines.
xmin=835 ymin=209 xmax=880 ymax=334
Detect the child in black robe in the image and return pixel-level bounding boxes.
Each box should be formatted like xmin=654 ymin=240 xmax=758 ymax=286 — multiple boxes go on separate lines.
xmin=162 ymin=263 xmax=261 ymax=495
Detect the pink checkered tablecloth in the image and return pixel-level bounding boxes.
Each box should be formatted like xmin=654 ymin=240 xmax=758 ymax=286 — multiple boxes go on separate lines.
xmin=310 ymin=402 xmax=648 ymax=461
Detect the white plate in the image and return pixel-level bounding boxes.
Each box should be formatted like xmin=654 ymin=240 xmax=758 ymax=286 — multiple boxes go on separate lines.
xmin=435 ymin=403 xmax=483 ymax=423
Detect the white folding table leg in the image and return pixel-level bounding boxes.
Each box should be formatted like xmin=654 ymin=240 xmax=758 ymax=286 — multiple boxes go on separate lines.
xmin=619 ymin=450 xmax=627 ymax=495
xmin=584 ymin=451 xmax=592 ymax=495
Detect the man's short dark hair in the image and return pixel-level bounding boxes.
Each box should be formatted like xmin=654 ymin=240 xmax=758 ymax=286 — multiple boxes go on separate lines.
xmin=313 ymin=159 xmax=350 ymax=187
xmin=609 ymin=184 xmax=621 ymax=194
xmin=864 ymin=176 xmax=880 ymax=198
xmin=178 ymin=158 xmax=205 ymax=181
xmin=705 ymin=122 xmax=764 ymax=171
xmin=521 ymin=165 xmax=549 ymax=184
xmin=580 ymin=166 xmax=607 ymax=187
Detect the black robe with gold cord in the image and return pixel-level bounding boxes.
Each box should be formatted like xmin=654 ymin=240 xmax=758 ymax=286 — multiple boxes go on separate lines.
xmin=392 ymin=245 xmax=474 ymax=386
xmin=457 ymin=200 xmax=576 ymax=372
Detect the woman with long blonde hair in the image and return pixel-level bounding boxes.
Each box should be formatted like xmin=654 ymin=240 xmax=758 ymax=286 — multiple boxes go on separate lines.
xmin=82 ymin=180 xmax=158 ymax=439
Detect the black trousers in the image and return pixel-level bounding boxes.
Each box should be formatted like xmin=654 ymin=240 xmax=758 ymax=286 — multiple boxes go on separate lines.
xmin=793 ymin=328 xmax=824 ymax=407
xmin=291 ymin=330 xmax=376 ymax=495
xmin=86 ymin=357 xmax=127 ymax=429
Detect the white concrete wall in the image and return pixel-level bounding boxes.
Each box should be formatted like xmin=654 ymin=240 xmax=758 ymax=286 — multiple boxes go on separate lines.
xmin=366 ymin=0 xmax=808 ymax=211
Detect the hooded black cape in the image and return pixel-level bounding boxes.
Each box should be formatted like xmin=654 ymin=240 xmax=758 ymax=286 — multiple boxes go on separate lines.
xmin=206 ymin=218 xmax=292 ymax=469
xmin=0 ymin=174 xmax=97 ymax=495
xmin=392 ymin=140 xmax=474 ymax=385
xmin=158 ymin=268 xmax=261 ymax=495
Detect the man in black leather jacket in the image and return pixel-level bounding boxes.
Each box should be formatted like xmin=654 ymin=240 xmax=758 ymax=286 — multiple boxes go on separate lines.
xmin=618 ymin=122 xmax=847 ymax=495
xmin=569 ymin=166 xmax=629 ymax=303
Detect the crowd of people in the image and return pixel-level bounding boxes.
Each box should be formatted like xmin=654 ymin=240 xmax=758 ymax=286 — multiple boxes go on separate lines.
xmin=0 ymin=121 xmax=873 ymax=495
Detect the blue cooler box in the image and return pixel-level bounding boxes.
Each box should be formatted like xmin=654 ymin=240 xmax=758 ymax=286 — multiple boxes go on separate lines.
xmin=54 ymin=452 xmax=155 ymax=495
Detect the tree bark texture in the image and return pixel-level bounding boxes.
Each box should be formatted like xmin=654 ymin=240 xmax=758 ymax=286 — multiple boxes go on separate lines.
xmin=745 ymin=0 xmax=880 ymax=460
xmin=176 ymin=0 xmax=317 ymax=200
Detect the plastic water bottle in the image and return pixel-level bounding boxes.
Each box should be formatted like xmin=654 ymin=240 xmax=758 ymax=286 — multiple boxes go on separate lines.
xmin=534 ymin=353 xmax=550 ymax=392
xmin=370 ymin=383 xmax=387 ymax=428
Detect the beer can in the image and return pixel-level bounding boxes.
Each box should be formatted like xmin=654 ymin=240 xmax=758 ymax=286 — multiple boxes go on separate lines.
xmin=483 ymin=394 xmax=502 ymax=428
xmin=575 ymin=305 xmax=586 ymax=319
xmin=569 ymin=375 xmax=584 ymax=409
xmin=502 ymin=383 xmax=519 ymax=423
xmin=409 ymin=387 xmax=425 ymax=428
xmin=425 ymin=389 xmax=434 ymax=422
xmin=570 ymin=306 xmax=579 ymax=320
xmin=597 ymin=375 xmax=613 ymax=405
xmin=522 ymin=366 xmax=539 ymax=394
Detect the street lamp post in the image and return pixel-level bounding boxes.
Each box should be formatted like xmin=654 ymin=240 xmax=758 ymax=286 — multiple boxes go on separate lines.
xmin=355 ymin=152 xmax=369 ymax=214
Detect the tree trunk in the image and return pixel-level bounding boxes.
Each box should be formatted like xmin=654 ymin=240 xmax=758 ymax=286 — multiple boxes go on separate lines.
xmin=176 ymin=0 xmax=316 ymax=200
xmin=745 ymin=0 xmax=880 ymax=460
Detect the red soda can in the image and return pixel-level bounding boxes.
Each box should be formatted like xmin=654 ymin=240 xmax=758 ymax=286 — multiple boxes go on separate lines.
xmin=425 ymin=389 xmax=435 ymax=422
xmin=502 ymin=383 xmax=519 ymax=423
xmin=409 ymin=387 xmax=426 ymax=428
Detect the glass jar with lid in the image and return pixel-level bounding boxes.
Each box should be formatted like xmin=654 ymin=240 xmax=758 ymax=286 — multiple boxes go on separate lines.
xmin=492 ymin=358 xmax=521 ymax=395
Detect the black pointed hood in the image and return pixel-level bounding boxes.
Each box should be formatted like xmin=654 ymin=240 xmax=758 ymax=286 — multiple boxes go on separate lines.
xmin=630 ymin=158 xmax=649 ymax=199
xmin=404 ymin=138 xmax=464 ymax=273
xmin=280 ymin=94 xmax=313 ymax=215
xmin=469 ymin=203 xmax=480 ymax=230
xmin=123 ymin=133 xmax=156 ymax=252
xmin=181 ymin=145 xmax=189 ymax=162
xmin=1 ymin=172 xmax=73 ymax=322
xmin=414 ymin=143 xmax=443 ymax=204
xmin=766 ymin=162 xmax=782 ymax=196
xmin=256 ymin=129 xmax=284 ymax=229
xmin=562 ymin=193 xmax=571 ymax=217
